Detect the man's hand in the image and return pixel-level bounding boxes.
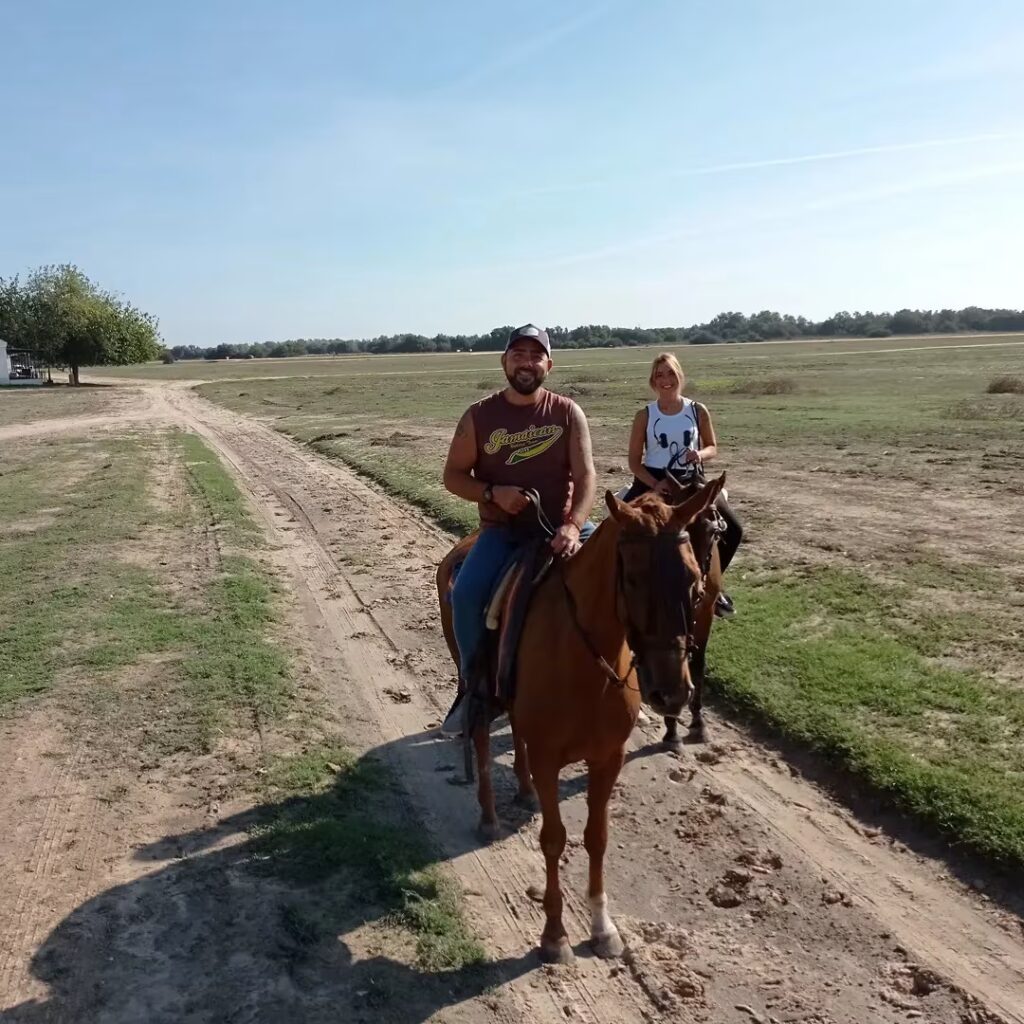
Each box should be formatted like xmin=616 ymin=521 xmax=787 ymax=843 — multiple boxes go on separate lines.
xmin=551 ymin=522 xmax=581 ymax=558
xmin=492 ymin=485 xmax=530 ymax=516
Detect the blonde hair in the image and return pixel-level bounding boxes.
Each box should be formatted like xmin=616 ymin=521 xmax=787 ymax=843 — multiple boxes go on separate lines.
xmin=649 ymin=352 xmax=685 ymax=391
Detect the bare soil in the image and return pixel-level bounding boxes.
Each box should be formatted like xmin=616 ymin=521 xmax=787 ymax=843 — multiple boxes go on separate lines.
xmin=1 ymin=383 xmax=1022 ymax=1024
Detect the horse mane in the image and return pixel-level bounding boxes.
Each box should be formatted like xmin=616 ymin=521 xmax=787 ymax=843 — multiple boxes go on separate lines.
xmin=620 ymin=491 xmax=677 ymax=534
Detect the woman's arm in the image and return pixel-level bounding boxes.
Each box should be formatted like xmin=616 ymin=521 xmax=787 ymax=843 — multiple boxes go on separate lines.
xmin=627 ymin=408 xmax=663 ymax=488
xmin=694 ymin=403 xmax=719 ymax=463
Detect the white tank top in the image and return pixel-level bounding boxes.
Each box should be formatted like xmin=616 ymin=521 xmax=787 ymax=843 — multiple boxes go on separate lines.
xmin=644 ymin=399 xmax=700 ymax=469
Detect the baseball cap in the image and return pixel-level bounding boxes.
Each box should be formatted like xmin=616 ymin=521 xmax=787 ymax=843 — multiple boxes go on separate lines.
xmin=505 ymin=324 xmax=551 ymax=356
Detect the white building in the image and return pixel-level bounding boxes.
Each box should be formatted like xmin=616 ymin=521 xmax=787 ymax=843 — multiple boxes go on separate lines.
xmin=0 ymin=339 xmax=45 ymax=386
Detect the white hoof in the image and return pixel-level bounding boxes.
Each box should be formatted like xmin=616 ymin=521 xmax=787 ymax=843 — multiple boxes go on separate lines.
xmin=591 ymin=929 xmax=625 ymax=959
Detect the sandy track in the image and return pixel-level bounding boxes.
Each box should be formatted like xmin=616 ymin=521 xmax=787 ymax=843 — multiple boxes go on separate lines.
xmin=152 ymin=385 xmax=1022 ymax=1024
xmin=2 ymin=383 xmax=1022 ymax=1024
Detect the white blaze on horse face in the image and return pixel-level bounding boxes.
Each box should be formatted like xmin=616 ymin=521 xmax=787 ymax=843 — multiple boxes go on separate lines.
xmin=589 ymin=893 xmax=617 ymax=942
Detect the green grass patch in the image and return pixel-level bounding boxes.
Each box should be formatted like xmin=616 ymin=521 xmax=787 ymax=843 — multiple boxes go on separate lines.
xmin=179 ymin=554 xmax=290 ymax=751
xmin=714 ymin=568 xmax=1024 ymax=867
xmin=0 ymin=432 xmax=290 ymax=754
xmin=192 ymin=338 xmax=1024 ymax=868
xmin=315 ymin=439 xmax=479 ymax=537
xmin=0 ymin=439 xmax=158 ymax=709
xmin=179 ymin=431 xmax=257 ymax=537
xmin=254 ymin=744 xmax=485 ymax=972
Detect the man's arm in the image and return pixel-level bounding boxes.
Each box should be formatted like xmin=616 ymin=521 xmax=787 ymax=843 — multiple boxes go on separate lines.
xmin=442 ymin=409 xmax=529 ymax=514
xmin=551 ymin=403 xmax=596 ymax=556
xmin=442 ymin=410 xmax=486 ymax=503
xmin=566 ymin=402 xmax=597 ymax=529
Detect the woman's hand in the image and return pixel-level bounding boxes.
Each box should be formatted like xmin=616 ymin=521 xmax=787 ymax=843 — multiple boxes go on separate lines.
xmin=653 ymin=478 xmax=673 ymax=497
xmin=683 ymin=449 xmax=702 ymax=465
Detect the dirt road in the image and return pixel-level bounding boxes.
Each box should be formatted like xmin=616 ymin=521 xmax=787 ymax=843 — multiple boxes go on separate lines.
xmin=2 ymin=382 xmax=1022 ymax=1024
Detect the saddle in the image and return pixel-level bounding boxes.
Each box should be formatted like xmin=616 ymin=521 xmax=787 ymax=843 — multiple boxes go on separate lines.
xmin=447 ymin=490 xmax=555 ymax=710
xmin=443 ymin=491 xmax=567 ymax=785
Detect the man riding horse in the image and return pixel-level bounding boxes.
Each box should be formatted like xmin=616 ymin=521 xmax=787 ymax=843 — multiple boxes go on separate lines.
xmin=439 ymin=324 xmax=597 ymax=736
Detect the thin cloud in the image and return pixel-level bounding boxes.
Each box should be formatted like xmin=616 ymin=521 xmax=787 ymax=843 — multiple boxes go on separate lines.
xmin=531 ymin=158 xmax=1024 ymax=269
xmin=436 ymin=2 xmax=616 ymax=93
xmin=670 ymin=132 xmax=1022 ymax=177
xmin=495 ymin=131 xmax=1024 ymax=200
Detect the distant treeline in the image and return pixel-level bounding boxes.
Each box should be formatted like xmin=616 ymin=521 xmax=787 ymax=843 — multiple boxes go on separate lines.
xmin=167 ymin=306 xmax=1024 ymax=361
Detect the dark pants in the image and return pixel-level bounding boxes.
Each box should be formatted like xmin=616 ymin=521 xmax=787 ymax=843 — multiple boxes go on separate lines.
xmin=623 ymin=468 xmax=743 ymax=573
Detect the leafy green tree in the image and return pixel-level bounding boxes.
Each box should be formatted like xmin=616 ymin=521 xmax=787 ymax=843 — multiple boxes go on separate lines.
xmin=1 ymin=265 xmax=161 ymax=384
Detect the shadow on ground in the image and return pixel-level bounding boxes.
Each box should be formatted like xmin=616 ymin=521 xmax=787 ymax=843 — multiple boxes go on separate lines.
xmin=0 ymin=726 xmax=560 ymax=1024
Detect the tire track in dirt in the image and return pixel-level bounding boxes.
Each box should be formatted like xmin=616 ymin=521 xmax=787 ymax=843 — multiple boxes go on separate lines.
xmin=0 ymin=429 xmax=234 ymax=1019
xmin=0 ymin=728 xmax=123 ymax=1010
xmin=154 ymin=384 xmax=1024 ymax=1024
xmin=159 ymin=387 xmax=655 ymax=1024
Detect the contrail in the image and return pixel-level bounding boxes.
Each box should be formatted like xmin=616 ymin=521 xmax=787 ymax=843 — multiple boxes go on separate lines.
xmin=503 ymin=130 xmax=1024 ymax=198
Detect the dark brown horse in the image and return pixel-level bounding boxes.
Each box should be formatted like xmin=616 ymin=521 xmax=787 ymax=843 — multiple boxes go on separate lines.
xmin=657 ymin=472 xmax=727 ymax=749
xmin=436 ymin=476 xmax=725 ymax=963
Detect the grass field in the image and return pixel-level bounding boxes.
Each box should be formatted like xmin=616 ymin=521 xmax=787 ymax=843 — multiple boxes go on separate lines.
xmin=0 ymin=384 xmax=111 ymax=427
xmin=187 ymin=334 xmax=1024 ymax=867
xmin=0 ymin=431 xmax=289 ymax=748
xmin=0 ymin=423 xmax=482 ymax=969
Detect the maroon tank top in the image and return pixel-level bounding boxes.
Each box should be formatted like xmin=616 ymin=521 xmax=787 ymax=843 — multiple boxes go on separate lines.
xmin=471 ymin=389 xmax=576 ymax=528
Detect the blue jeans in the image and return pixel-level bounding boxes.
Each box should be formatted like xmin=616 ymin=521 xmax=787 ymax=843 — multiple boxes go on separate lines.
xmin=452 ymin=521 xmax=596 ymax=682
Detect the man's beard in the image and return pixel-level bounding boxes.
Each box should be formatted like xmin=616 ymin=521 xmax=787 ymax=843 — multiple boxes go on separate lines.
xmin=506 ymin=367 xmax=545 ymax=395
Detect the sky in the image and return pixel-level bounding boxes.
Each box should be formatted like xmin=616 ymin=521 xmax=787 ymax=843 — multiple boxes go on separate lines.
xmin=2 ymin=0 xmax=1023 ymax=348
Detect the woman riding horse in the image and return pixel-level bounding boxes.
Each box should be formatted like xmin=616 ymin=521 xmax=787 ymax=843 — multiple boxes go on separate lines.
xmin=624 ymin=352 xmax=743 ymax=617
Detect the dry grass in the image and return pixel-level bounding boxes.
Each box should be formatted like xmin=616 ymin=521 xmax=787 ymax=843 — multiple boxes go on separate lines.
xmin=987 ymin=375 xmax=1024 ymax=395
xmin=729 ymin=376 xmax=797 ymax=396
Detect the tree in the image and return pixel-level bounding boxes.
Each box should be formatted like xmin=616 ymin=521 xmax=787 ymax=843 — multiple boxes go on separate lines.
xmin=889 ymin=308 xmax=927 ymax=335
xmin=2 ymin=265 xmax=162 ymax=384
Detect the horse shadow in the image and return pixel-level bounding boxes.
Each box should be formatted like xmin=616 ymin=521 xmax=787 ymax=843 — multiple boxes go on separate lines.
xmin=0 ymin=719 xmax=630 ymax=1024
xmin=0 ymin=683 xmax=700 ymax=1024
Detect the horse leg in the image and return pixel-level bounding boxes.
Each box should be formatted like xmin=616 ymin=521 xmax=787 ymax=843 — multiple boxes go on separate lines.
xmin=688 ymin=644 xmax=707 ymax=739
xmin=661 ymin=715 xmax=684 ymax=752
xmin=473 ymin=722 xmax=500 ymax=842
xmin=584 ymin=749 xmax=626 ymax=958
xmin=510 ymin=714 xmax=538 ymax=810
xmin=533 ymin=758 xmax=574 ymax=964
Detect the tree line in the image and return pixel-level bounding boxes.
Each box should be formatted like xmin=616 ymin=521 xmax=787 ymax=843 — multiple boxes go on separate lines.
xmin=169 ymin=306 xmax=1024 ymax=361
xmin=0 ymin=265 xmax=161 ymax=383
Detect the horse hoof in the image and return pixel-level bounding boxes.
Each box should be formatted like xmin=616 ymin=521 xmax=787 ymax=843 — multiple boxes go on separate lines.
xmin=688 ymin=720 xmax=706 ymax=743
xmin=661 ymin=735 xmax=684 ymax=754
xmin=477 ymin=820 xmax=501 ymax=844
xmin=591 ymin=930 xmax=625 ymax=960
xmin=539 ymin=938 xmax=575 ymax=965
xmin=513 ymin=790 xmax=540 ymax=812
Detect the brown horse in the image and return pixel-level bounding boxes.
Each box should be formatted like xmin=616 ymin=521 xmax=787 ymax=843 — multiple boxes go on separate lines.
xmin=658 ymin=472 xmax=727 ymax=749
xmin=436 ymin=475 xmax=725 ymax=963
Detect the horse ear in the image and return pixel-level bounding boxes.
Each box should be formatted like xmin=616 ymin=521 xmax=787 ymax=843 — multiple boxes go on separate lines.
xmin=604 ymin=490 xmax=627 ymax=521
xmin=605 ymin=490 xmax=646 ymax=525
xmin=669 ymin=473 xmax=726 ymax=529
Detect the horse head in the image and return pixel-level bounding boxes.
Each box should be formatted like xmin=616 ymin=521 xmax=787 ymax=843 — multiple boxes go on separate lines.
xmin=604 ymin=474 xmax=726 ymax=717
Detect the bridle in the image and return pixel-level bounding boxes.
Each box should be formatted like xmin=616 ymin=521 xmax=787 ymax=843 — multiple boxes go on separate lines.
xmin=610 ymin=528 xmax=696 ymax=691
xmin=515 ymin=489 xmax=697 ymax=692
